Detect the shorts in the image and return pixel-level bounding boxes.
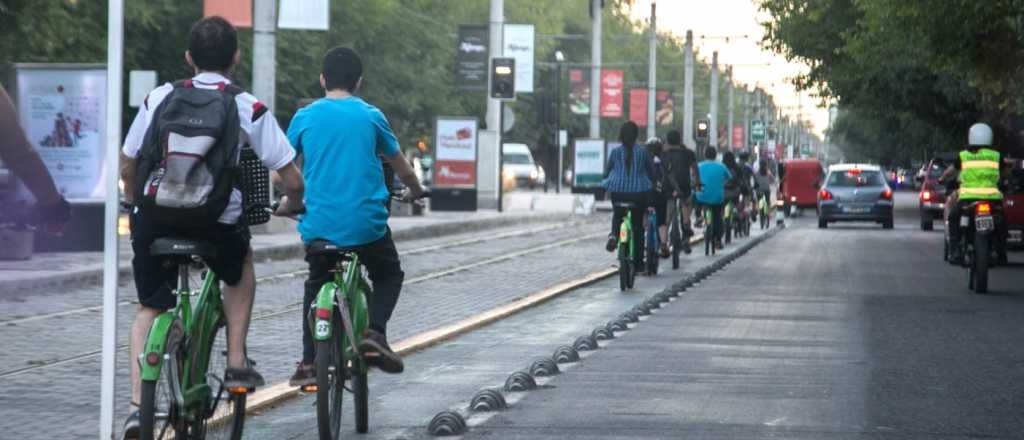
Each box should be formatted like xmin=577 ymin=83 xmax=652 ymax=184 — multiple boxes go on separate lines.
xmin=650 ymin=191 xmax=668 ymax=227
xmin=130 ymin=210 xmax=251 ymax=310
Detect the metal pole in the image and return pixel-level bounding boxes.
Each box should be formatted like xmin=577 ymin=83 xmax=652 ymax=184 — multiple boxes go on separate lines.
xmin=556 ymin=61 xmax=563 ymax=194
xmin=743 ymin=90 xmax=750 ymax=151
xmin=589 ymin=0 xmax=602 ymax=138
xmin=646 ymin=1 xmax=657 ymax=139
xmin=497 ymin=101 xmax=504 ymax=212
xmin=101 ymin=0 xmax=124 ymax=438
xmin=253 ymin=0 xmax=276 ymax=205
xmin=683 ymin=30 xmax=694 ymax=149
xmin=487 ymin=0 xmax=503 ymax=134
xmin=726 ymin=66 xmax=734 ymax=150
xmin=710 ymin=51 xmax=719 ymax=149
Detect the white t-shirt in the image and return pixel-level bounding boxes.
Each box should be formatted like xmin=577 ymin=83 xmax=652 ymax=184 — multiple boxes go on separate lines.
xmin=122 ymin=72 xmax=295 ymax=224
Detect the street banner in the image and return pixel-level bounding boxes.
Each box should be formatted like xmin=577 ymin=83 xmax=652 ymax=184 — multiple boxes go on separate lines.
xmin=434 ymin=117 xmax=478 ymax=188
xmin=279 ymin=0 xmax=329 ymax=30
xmin=203 ymin=0 xmax=252 ymax=28
xmin=750 ymin=119 xmax=766 ymax=142
xmin=455 ymin=25 xmax=489 ymax=90
xmin=573 ymin=139 xmax=606 ymax=188
xmin=503 ymin=24 xmax=535 ymax=93
xmin=599 ymin=69 xmax=624 ymax=118
xmin=654 ymin=90 xmax=673 ymax=125
xmin=628 ymin=88 xmax=648 ymax=126
xmin=13 ymin=64 xmax=107 ymax=202
xmin=732 ymin=124 xmax=745 ymax=149
xmin=568 ymin=69 xmax=590 ymax=115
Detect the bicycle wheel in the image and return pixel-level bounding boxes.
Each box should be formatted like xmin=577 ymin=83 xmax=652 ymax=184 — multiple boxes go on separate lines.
xmin=201 ymin=322 xmax=247 ymax=440
xmin=973 ymin=233 xmax=989 ymax=294
xmin=618 ymin=245 xmax=629 ymax=291
xmin=353 ymin=369 xmax=369 ymax=433
xmin=316 ymin=334 xmax=344 ymax=440
xmin=139 ymin=320 xmax=184 ymax=440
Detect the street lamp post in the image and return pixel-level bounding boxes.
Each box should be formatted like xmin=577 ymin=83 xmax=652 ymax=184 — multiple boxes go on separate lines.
xmin=555 ymin=50 xmax=565 ymax=194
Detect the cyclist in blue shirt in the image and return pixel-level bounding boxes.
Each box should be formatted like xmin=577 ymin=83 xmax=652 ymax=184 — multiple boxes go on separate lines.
xmin=696 ymin=146 xmax=731 ymax=249
xmin=285 ymin=47 xmax=426 ymax=385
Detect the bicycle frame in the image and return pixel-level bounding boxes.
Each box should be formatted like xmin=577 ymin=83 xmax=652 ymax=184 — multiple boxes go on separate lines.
xmin=312 ymin=254 xmax=371 ymax=375
xmin=140 ymin=265 xmax=225 ymax=412
xmin=619 ymin=210 xmax=635 ymax=262
xmin=645 ymin=208 xmax=659 ymax=252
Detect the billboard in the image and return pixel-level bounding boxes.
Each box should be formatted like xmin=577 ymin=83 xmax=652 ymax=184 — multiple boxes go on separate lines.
xmin=13 ymin=64 xmax=107 ymax=202
xmin=732 ymin=125 xmax=745 ymax=149
xmin=629 ymin=89 xmax=671 ymax=126
xmin=599 ymin=70 xmax=624 ymax=118
xmin=628 ymin=88 xmax=648 ymax=126
xmin=503 ymin=24 xmax=535 ymax=93
xmin=203 ymin=0 xmax=252 ymax=28
xmin=434 ymin=117 xmax=478 ymax=188
xmin=568 ymin=69 xmax=590 ymax=115
xmin=654 ymin=90 xmax=672 ymax=126
xmin=455 ymin=25 xmax=489 ymax=90
xmin=573 ymin=139 xmax=606 ymax=188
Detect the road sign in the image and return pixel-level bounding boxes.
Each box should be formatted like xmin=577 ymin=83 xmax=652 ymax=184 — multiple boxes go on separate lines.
xmin=750 ymin=120 xmax=766 ymax=142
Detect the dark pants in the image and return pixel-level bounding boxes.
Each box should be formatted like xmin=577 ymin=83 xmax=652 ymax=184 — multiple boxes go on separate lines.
xmin=702 ymin=202 xmax=724 ymax=245
xmin=301 ymin=230 xmax=404 ymax=364
xmin=611 ymin=192 xmax=647 ymax=267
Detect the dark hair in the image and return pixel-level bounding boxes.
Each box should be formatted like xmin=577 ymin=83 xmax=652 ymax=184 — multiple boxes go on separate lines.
xmin=723 ymin=151 xmax=736 ymax=168
xmin=738 ymin=152 xmax=750 ymax=163
xmin=619 ymin=121 xmax=639 ymax=172
xmin=703 ymin=146 xmax=717 ymax=160
xmin=666 ymin=129 xmax=681 ymax=146
xmin=188 ymin=16 xmax=238 ymax=72
xmin=322 ymin=47 xmax=363 ymax=92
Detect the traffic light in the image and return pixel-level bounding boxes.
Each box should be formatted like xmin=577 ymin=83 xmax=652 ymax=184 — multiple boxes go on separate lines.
xmin=696 ymin=119 xmax=709 ymax=142
xmin=490 ymin=57 xmax=516 ymax=100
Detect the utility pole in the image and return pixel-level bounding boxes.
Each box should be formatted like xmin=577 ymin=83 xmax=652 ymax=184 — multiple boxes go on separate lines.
xmin=742 ymin=89 xmax=750 ymax=151
xmin=646 ymin=1 xmax=657 ymax=139
xmin=487 ymin=0 xmax=504 ymax=136
xmin=253 ymin=0 xmax=276 ymax=109
xmin=555 ymin=51 xmax=564 ymax=194
xmin=726 ymin=66 xmax=734 ymax=151
xmin=589 ymin=0 xmax=602 ymax=138
xmin=710 ymin=51 xmax=719 ymax=150
xmin=683 ymin=30 xmax=694 ymax=149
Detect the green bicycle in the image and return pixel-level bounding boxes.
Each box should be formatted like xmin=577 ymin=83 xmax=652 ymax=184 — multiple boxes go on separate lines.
xmin=138 ymin=238 xmax=248 ymax=440
xmin=614 ymin=202 xmax=637 ymax=291
xmin=758 ymin=192 xmax=770 ymax=230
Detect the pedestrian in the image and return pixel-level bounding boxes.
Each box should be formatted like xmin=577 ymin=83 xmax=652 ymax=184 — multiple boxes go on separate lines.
xmin=603 ymin=121 xmax=654 ymax=270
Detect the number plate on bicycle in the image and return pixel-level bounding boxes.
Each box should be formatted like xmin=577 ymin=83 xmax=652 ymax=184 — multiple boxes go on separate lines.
xmin=976 ymin=216 xmax=994 ymax=232
xmin=315 ymin=320 xmax=330 ymax=338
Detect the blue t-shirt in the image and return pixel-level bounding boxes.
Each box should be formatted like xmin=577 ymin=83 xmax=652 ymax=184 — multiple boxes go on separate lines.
xmin=696 ymin=160 xmax=732 ymax=205
xmin=287 ymin=97 xmax=400 ymax=246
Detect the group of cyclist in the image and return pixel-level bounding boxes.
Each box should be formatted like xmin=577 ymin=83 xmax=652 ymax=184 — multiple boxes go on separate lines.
xmin=604 ymin=121 xmax=777 ymax=267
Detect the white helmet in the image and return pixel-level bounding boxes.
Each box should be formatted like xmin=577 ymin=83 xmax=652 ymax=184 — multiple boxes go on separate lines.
xmin=968 ymin=123 xmax=993 ymax=147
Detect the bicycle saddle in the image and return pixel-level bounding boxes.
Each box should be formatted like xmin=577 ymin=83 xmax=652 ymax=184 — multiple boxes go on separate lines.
xmin=307 ymin=240 xmax=358 ymax=257
xmin=150 ymin=238 xmax=217 ymax=259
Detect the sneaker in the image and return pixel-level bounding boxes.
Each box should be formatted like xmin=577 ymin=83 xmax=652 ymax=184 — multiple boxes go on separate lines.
xmin=224 ymin=359 xmax=266 ymax=391
xmin=359 ymin=329 xmax=404 ymax=374
xmin=121 ymin=410 xmax=140 ymax=440
xmin=605 ymin=235 xmax=617 ymax=252
xmin=288 ymin=362 xmax=316 ymax=387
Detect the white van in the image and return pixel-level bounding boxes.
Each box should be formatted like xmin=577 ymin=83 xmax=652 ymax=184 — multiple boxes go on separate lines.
xmin=502 ymin=143 xmax=545 ymax=189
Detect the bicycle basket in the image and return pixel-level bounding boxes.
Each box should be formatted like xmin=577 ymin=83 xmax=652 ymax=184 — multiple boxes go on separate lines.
xmin=239 ymin=146 xmax=271 ymax=226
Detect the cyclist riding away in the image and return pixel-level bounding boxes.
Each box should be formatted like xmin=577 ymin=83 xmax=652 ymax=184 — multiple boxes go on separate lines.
xmin=941 ymin=122 xmax=1007 ymax=264
xmin=662 ymin=130 xmax=701 ymax=247
xmin=119 ymin=16 xmax=306 ymax=438
xmin=645 ymin=137 xmax=671 ymax=258
xmin=604 ymin=121 xmax=653 ymax=269
xmin=696 ymin=147 xmax=731 ymax=249
xmin=285 ymin=46 xmax=427 ymax=386
xmin=754 ymin=160 xmax=776 ymax=208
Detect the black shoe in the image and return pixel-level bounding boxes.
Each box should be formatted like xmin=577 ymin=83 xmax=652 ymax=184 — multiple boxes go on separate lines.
xmin=224 ymin=359 xmax=266 ymax=391
xmin=122 ymin=410 xmax=140 ymax=440
xmin=288 ymin=362 xmax=316 ymax=387
xmin=606 ymin=235 xmax=617 ymax=252
xmin=948 ymin=248 xmax=964 ymax=265
xmin=360 ymin=329 xmax=404 ymax=374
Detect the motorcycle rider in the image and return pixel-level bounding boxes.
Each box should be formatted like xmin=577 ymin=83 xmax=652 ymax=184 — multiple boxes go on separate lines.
xmin=940 ymin=123 xmax=1006 ymax=264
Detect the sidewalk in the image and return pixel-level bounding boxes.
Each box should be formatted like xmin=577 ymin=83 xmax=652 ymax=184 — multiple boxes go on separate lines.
xmin=0 ymin=210 xmax=570 ymax=295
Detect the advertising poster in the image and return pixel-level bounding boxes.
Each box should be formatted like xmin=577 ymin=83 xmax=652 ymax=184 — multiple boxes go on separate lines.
xmin=599 ymin=69 xmax=624 ymax=118
xmin=503 ymin=24 xmax=535 ymax=93
xmin=568 ymin=69 xmax=590 ymax=115
xmin=434 ymin=117 xmax=478 ymax=188
xmin=278 ymin=0 xmax=330 ymax=30
xmin=732 ymin=125 xmax=745 ymax=150
xmin=203 ymin=0 xmax=252 ymax=28
xmin=14 ymin=65 xmax=107 ymax=202
xmin=654 ymin=90 xmax=673 ymax=125
xmin=573 ymin=139 xmax=606 ymax=187
xmin=628 ymin=88 xmax=648 ymax=126
xmin=455 ymin=25 xmax=489 ymax=90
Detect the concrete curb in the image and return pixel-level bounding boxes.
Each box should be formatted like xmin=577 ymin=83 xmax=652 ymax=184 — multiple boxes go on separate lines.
xmin=0 ymin=212 xmax=573 ymax=295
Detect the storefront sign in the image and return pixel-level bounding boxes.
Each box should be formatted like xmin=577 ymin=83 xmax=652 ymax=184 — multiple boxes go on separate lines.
xmin=573 ymin=139 xmax=606 ymax=187
xmin=434 ymin=117 xmax=478 ymax=188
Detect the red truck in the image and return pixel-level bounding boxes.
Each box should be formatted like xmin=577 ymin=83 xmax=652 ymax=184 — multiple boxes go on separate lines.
xmin=779 ymin=159 xmax=824 ymax=216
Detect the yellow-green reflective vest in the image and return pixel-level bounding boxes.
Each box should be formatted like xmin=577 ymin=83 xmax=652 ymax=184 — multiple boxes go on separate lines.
xmin=958 ymin=148 xmax=1002 ymax=201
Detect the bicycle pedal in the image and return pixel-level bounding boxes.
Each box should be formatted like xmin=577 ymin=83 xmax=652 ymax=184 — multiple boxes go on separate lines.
xmin=226 ymin=385 xmax=254 ymax=395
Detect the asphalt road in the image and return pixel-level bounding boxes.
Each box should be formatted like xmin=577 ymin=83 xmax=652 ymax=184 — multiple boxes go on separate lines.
xmin=459 ymin=191 xmax=1024 ymax=439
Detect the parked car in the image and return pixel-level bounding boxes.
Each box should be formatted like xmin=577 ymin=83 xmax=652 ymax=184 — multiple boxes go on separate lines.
xmin=502 ymin=143 xmax=545 ymax=189
xmin=918 ymin=155 xmax=954 ymax=230
xmin=1004 ymin=166 xmax=1024 ymax=249
xmin=779 ymin=159 xmax=824 ymax=216
xmin=817 ymin=164 xmax=894 ymax=229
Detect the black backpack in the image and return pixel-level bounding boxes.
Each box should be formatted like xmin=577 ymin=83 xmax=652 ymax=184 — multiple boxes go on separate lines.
xmin=135 ymin=80 xmax=242 ymax=228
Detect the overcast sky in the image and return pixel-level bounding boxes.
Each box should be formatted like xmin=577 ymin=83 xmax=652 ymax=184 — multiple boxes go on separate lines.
xmin=627 ymin=0 xmax=829 ymax=137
